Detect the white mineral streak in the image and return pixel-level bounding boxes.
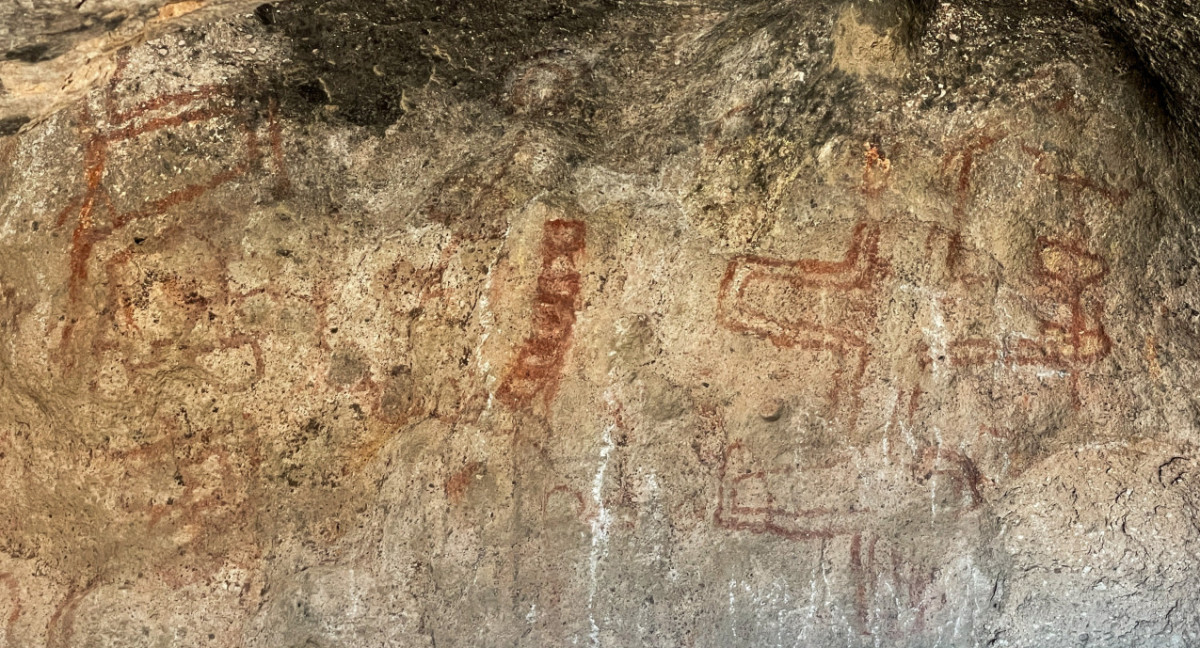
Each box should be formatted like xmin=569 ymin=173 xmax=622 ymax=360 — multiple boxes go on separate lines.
xmin=923 ymin=295 xmax=949 ymax=377
xmin=587 ymin=389 xmax=618 ymax=646
xmin=931 ymin=428 xmax=945 ymax=520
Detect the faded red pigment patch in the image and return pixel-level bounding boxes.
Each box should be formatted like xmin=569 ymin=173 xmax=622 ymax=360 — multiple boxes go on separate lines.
xmin=444 ymin=461 xmax=484 ymax=505
xmin=542 ymin=484 xmax=588 ymax=521
xmin=52 ymin=50 xmax=288 ymax=351
xmin=849 ymin=533 xmax=935 ymax=637
xmin=496 ymin=219 xmax=586 ymax=409
xmin=0 ymin=572 xmax=19 ymax=645
xmin=861 ymin=142 xmax=891 ymax=198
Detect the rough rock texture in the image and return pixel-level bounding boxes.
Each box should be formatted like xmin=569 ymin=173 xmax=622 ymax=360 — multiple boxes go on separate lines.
xmin=0 ymin=0 xmax=260 ymax=135
xmin=2 ymin=0 xmax=1200 ymax=646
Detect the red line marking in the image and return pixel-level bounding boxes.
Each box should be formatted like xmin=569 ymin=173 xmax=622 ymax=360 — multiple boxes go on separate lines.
xmin=108 ymin=86 xmax=231 ymax=126
xmin=45 ymin=581 xmax=98 ymax=648
xmin=1021 ymin=143 xmax=1131 ymax=207
xmin=0 ymin=573 xmax=19 ymax=647
xmin=716 ymin=222 xmax=888 ymax=423
xmin=849 ymin=534 xmax=937 ymax=637
xmin=713 ymin=441 xmax=849 ymax=541
xmin=850 ymin=533 xmax=871 ymax=634
xmin=51 ymin=60 xmax=288 ymax=357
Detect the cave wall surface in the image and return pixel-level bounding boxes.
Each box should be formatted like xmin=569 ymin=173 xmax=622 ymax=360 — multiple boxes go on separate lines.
xmin=3 ymin=0 xmax=1200 ymax=646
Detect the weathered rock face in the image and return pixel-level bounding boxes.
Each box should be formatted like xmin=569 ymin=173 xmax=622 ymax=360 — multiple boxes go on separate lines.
xmin=0 ymin=0 xmax=264 ymax=136
xmin=2 ymin=0 xmax=1200 ymax=646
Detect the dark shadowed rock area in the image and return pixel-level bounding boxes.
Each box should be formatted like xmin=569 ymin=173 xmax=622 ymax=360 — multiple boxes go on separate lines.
xmin=3 ymin=0 xmax=1200 ymax=646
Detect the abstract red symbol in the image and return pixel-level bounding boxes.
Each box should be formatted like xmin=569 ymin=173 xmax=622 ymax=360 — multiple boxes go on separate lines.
xmin=1022 ymin=143 xmax=1131 ymax=210
xmin=942 ymin=143 xmax=1121 ymax=408
xmin=950 ymin=236 xmax=1111 ymax=405
xmin=53 ymin=52 xmax=287 ymax=315
xmin=715 ymin=439 xmax=983 ymax=544
xmin=850 ymin=533 xmax=936 ymax=637
xmin=716 ymin=222 xmax=889 ymax=420
xmin=941 ymin=132 xmax=1003 ymax=223
xmin=714 ymin=437 xmax=976 ymax=636
xmin=934 ymin=132 xmax=1004 ymax=277
xmin=714 ymin=441 xmax=866 ymax=540
xmin=497 ymin=219 xmax=586 ymax=409
xmin=1013 ymin=237 xmax=1111 ymax=396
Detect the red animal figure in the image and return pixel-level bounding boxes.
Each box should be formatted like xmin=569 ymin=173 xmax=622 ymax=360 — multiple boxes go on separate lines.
xmin=716 ymin=222 xmax=889 ymax=424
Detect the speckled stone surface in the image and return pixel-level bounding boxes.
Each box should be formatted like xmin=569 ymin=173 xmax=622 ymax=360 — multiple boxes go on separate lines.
xmin=2 ymin=1 xmax=1200 ymax=646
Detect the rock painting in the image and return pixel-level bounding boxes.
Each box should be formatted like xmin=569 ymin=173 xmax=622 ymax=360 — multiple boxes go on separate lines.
xmin=497 ymin=219 xmax=587 ymax=409
xmin=716 ymin=222 xmax=889 ymax=424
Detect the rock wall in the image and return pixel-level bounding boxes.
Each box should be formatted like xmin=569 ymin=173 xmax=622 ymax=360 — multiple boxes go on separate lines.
xmin=2 ymin=0 xmax=1200 ymax=646
xmin=0 ymin=0 xmax=263 ymax=135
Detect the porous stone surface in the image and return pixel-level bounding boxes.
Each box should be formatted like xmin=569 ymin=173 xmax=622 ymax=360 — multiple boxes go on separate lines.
xmin=0 ymin=0 xmax=260 ymax=135
xmin=2 ymin=1 xmax=1200 ymax=646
